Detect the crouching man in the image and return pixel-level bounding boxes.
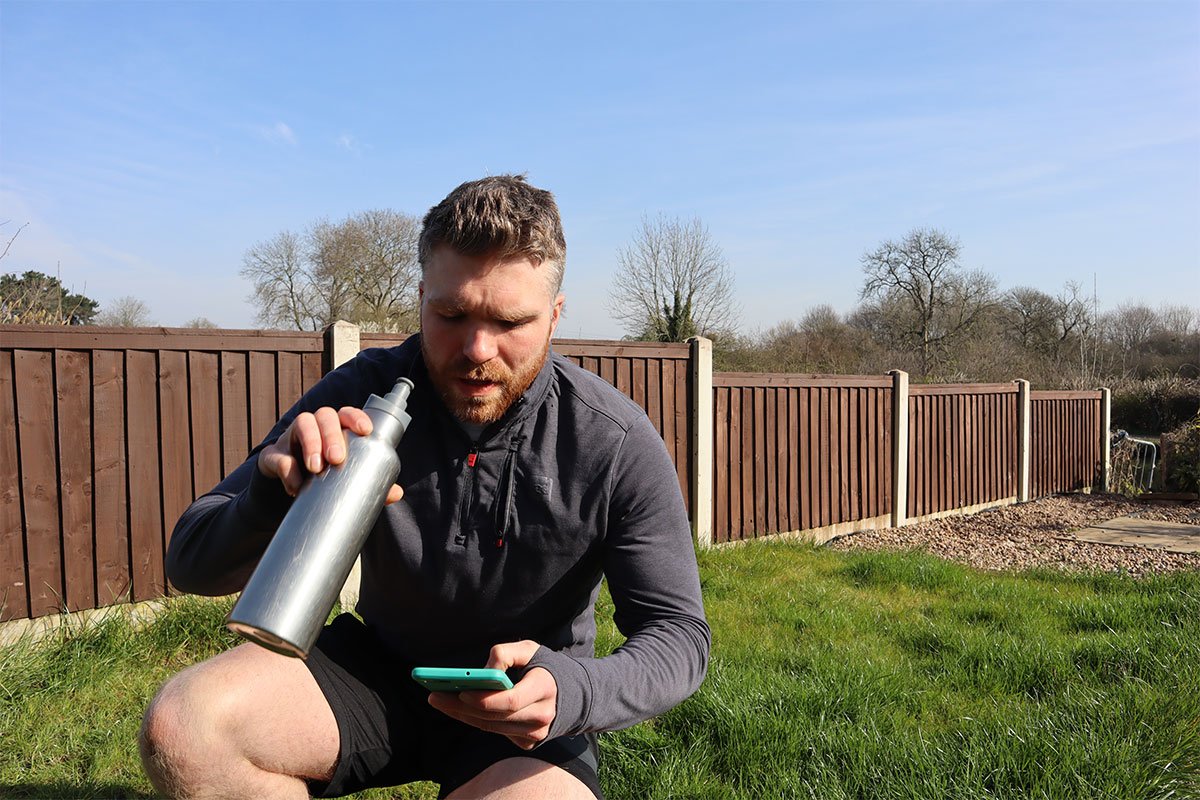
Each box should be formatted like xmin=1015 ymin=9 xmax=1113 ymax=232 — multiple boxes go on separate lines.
xmin=139 ymin=174 xmax=710 ymax=799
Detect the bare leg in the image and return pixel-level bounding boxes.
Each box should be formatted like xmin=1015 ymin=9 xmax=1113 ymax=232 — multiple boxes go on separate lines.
xmin=139 ymin=643 xmax=340 ymax=800
xmin=446 ymin=758 xmax=595 ymax=800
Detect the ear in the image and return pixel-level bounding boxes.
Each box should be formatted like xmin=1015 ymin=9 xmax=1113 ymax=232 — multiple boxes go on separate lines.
xmin=549 ymin=294 xmax=564 ymax=337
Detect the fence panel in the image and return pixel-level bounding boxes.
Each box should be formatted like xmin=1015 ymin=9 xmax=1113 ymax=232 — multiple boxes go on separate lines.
xmin=0 ymin=326 xmax=325 ymax=621
xmin=907 ymin=384 xmax=1018 ymax=519
xmin=1030 ymin=391 xmax=1103 ymax=498
xmin=712 ymin=374 xmax=893 ymax=543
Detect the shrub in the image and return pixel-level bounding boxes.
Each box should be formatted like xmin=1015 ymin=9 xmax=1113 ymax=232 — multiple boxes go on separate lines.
xmin=1110 ymin=375 xmax=1200 ymax=435
xmin=1160 ymin=412 xmax=1200 ymax=493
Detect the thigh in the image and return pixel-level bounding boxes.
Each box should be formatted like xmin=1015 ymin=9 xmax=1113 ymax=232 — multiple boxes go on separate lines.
xmin=150 ymin=638 xmax=340 ymax=781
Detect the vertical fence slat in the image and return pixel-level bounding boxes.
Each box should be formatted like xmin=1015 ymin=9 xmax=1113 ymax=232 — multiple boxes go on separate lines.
xmin=189 ymin=352 xmax=222 ymax=497
xmin=56 ymin=351 xmax=94 ymax=613
xmin=126 ymin=350 xmax=164 ymax=603
xmin=277 ymin=351 xmax=303 ymax=415
xmin=787 ymin=389 xmax=799 ymax=532
xmin=730 ymin=388 xmax=744 ymax=541
xmin=302 ymin=351 xmax=323 ymax=394
xmin=220 ymin=352 xmax=249 ymax=476
xmin=646 ymin=360 xmax=662 ymax=438
xmin=15 ymin=350 xmax=62 ymax=618
xmin=249 ymin=352 xmax=278 ymax=447
xmin=765 ymin=388 xmax=777 ymax=533
xmin=159 ymin=350 xmax=192 ymax=592
xmin=753 ymin=388 xmax=766 ymax=537
xmin=715 ymin=387 xmax=729 ymax=543
xmin=92 ymin=351 xmax=129 ymax=607
xmin=818 ymin=387 xmax=831 ymax=528
xmin=849 ymin=388 xmax=861 ymax=521
xmin=676 ymin=360 xmax=690 ymax=509
xmin=0 ymin=351 xmax=29 ymax=621
xmin=799 ymin=387 xmax=812 ymax=531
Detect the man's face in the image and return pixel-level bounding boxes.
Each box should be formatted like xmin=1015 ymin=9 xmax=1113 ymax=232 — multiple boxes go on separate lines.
xmin=420 ymin=246 xmax=564 ymax=425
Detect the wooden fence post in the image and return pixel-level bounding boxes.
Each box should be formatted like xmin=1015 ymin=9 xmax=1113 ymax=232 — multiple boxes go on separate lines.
xmin=689 ymin=336 xmax=714 ymax=548
xmin=1016 ymin=379 xmax=1031 ymax=502
xmin=325 ymin=321 xmax=366 ymax=611
xmin=1100 ymin=387 xmax=1112 ymax=493
xmin=889 ymin=370 xmax=909 ymax=528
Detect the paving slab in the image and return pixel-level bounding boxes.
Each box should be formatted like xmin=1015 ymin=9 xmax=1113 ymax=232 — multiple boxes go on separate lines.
xmin=1070 ymin=517 xmax=1200 ymax=554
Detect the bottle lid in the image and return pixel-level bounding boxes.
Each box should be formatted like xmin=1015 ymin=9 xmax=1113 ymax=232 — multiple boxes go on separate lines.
xmin=364 ymin=377 xmax=414 ymax=426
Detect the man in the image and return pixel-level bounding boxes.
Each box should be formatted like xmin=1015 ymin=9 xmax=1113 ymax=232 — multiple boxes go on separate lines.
xmin=140 ymin=175 xmax=710 ymax=799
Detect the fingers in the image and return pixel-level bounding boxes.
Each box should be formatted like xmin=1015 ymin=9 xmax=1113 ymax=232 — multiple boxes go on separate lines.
xmin=256 ymin=406 xmax=378 ymax=497
xmin=426 ymin=688 xmax=555 ymax=749
xmin=485 ymin=640 xmax=541 ymax=672
xmin=386 ymin=484 xmax=404 ymax=505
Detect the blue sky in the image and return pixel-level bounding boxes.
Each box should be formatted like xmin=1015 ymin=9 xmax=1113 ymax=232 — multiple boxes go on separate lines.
xmin=1 ymin=1 xmax=1197 ymax=338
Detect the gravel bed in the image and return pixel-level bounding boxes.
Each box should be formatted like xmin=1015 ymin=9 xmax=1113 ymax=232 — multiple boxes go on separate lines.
xmin=828 ymin=494 xmax=1200 ymax=577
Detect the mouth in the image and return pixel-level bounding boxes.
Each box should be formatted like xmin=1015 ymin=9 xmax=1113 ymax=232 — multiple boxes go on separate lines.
xmin=457 ymin=377 xmax=499 ymax=397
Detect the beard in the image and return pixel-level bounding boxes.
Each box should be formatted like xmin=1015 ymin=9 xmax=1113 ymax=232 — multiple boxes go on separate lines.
xmin=422 ymin=336 xmax=550 ymax=426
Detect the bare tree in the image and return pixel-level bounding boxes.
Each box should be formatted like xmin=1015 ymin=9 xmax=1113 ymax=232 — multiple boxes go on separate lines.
xmin=313 ymin=210 xmax=420 ymax=333
xmin=96 ymin=296 xmax=154 ymax=327
xmin=242 ymin=210 xmax=421 ymax=332
xmin=184 ymin=316 xmax=218 ymax=328
xmin=859 ymin=228 xmax=996 ymax=378
xmin=242 ymin=230 xmax=324 ymax=330
xmin=609 ymin=215 xmax=739 ymax=342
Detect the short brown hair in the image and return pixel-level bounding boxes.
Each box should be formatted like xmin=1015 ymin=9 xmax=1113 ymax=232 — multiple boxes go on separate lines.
xmin=418 ymin=174 xmax=567 ymax=294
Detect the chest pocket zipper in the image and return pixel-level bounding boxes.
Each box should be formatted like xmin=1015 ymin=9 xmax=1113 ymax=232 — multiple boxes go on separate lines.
xmin=455 ymin=445 xmax=479 ymax=546
xmin=492 ymin=437 xmax=522 ymax=549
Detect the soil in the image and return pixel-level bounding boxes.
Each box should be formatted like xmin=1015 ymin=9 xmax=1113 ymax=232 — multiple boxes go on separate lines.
xmin=827 ymin=494 xmax=1200 ymax=576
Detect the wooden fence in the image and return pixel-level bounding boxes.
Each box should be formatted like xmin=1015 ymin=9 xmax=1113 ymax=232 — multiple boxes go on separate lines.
xmin=1030 ymin=390 xmax=1105 ymax=499
xmin=712 ymin=374 xmax=893 ymax=544
xmin=907 ymin=384 xmax=1019 ymax=520
xmin=708 ymin=375 xmax=1106 ymax=545
xmin=2 ymin=324 xmax=1109 ymax=622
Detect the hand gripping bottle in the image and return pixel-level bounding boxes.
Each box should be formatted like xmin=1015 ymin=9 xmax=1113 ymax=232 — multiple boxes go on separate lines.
xmin=226 ymin=377 xmax=414 ymax=658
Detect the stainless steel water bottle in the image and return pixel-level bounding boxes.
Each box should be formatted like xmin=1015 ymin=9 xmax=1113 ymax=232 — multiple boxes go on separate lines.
xmin=226 ymin=377 xmax=414 ymax=658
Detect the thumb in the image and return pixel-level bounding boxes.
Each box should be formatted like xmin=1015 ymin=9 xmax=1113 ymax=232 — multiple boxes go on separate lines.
xmin=485 ymin=640 xmax=540 ymax=671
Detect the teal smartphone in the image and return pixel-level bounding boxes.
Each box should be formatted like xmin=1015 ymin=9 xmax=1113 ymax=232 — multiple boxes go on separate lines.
xmin=410 ymin=667 xmax=514 ymax=692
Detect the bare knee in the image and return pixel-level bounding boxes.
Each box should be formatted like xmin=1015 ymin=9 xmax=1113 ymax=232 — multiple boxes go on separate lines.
xmin=139 ymin=664 xmax=234 ymax=795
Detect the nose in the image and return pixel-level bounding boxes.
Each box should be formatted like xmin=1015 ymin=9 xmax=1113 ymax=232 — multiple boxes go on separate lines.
xmin=462 ymin=326 xmax=498 ymax=365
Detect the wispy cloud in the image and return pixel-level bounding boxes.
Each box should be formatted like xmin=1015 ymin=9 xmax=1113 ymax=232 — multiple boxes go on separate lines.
xmin=253 ymin=122 xmax=297 ymax=145
xmin=337 ymin=133 xmax=362 ymax=154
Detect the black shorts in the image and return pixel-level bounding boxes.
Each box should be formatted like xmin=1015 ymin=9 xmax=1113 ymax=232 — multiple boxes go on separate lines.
xmin=303 ymin=614 xmax=603 ymax=799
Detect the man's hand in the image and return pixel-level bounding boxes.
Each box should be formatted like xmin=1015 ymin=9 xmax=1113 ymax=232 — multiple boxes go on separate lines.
xmin=426 ymin=640 xmax=557 ymax=750
xmin=257 ymin=406 xmax=404 ymax=504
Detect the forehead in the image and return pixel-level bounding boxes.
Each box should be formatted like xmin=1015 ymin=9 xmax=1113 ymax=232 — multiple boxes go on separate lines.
xmin=423 ymin=246 xmax=555 ymax=308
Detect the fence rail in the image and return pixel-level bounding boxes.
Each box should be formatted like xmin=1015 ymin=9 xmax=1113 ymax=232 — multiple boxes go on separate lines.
xmin=1 ymin=324 xmax=1112 ymax=622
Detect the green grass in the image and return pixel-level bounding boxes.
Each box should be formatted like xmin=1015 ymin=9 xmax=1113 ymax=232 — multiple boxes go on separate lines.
xmin=2 ymin=544 xmax=1198 ymax=799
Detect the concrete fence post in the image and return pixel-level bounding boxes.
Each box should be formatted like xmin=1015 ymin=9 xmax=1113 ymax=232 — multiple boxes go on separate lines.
xmin=1100 ymin=387 xmax=1112 ymax=493
xmin=889 ymin=370 xmax=909 ymax=528
xmin=324 ymin=321 xmax=365 ymax=611
xmin=1015 ymin=379 xmax=1032 ymax=503
xmin=688 ymin=336 xmax=714 ymax=548
xmin=325 ymin=320 xmax=360 ymax=375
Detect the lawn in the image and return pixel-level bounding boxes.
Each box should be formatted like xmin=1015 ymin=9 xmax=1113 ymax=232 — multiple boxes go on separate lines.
xmin=2 ymin=541 xmax=1197 ymax=799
